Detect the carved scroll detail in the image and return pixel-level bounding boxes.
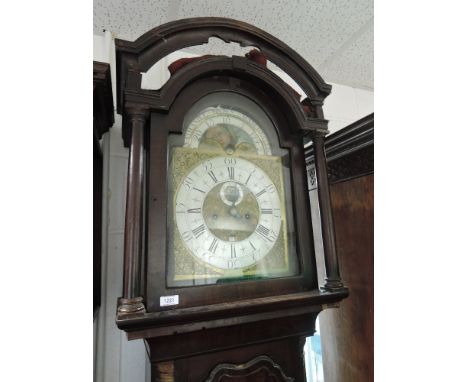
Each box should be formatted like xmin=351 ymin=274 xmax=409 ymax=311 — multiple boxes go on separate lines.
xmin=205 ymin=355 xmax=294 ymax=382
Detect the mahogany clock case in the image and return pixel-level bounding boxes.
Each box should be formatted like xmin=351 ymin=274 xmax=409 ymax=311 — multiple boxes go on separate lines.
xmin=145 ymin=69 xmax=318 ymax=313
xmin=115 ymin=18 xmax=347 ymax=345
xmin=113 ymin=18 xmax=349 ymax=382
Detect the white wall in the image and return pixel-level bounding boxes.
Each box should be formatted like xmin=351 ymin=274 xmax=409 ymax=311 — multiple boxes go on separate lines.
xmin=93 ymin=33 xmax=373 ymax=382
xmin=323 ymin=82 xmax=373 ymax=134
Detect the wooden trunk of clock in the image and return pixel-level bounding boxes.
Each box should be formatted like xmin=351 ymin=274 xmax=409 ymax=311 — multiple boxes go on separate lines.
xmin=114 ymin=18 xmax=349 ymax=382
xmin=147 ymin=326 xmax=311 ymax=381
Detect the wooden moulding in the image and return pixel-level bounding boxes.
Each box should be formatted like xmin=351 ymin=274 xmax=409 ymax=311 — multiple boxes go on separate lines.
xmin=115 ymin=17 xmax=333 ymax=147
xmin=306 ymin=113 xmax=374 ymax=187
xmin=116 ymin=289 xmax=348 ymax=340
xmin=115 ymin=17 xmax=331 ymax=112
xmin=93 ymin=61 xmax=114 ymax=139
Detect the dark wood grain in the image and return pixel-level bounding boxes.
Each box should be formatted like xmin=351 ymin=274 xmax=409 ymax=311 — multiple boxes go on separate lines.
xmin=118 ymin=290 xmax=347 ymax=338
xmin=320 ymin=175 xmax=374 ymax=382
xmin=115 ymin=17 xmax=331 ymax=116
xmin=119 ymin=106 xmax=148 ymax=314
xmin=306 ymin=115 xmax=373 ymax=381
xmin=119 ymin=55 xmax=328 ymax=147
xmin=150 ymin=337 xmax=307 ymax=382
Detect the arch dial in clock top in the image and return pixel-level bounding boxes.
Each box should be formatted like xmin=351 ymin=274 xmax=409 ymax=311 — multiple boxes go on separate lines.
xmin=184 ymin=106 xmax=272 ymax=156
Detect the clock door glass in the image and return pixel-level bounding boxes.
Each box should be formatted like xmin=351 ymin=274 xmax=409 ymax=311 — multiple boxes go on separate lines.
xmin=167 ymin=92 xmax=299 ymax=286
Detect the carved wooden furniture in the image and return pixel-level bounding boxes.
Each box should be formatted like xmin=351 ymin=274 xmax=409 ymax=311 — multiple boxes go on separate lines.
xmin=93 ymin=61 xmax=114 ymax=319
xmin=114 ymin=18 xmax=348 ymax=381
xmin=306 ymin=114 xmax=374 ymax=382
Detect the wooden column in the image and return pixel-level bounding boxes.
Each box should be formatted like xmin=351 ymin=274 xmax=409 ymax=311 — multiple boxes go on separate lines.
xmin=312 ymin=132 xmax=344 ymax=291
xmin=118 ymin=105 xmax=148 ymax=314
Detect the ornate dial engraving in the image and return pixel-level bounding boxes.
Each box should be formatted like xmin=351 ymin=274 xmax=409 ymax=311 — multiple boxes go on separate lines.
xmin=184 ymin=106 xmax=272 ymax=155
xmin=175 ymin=156 xmax=282 ymax=270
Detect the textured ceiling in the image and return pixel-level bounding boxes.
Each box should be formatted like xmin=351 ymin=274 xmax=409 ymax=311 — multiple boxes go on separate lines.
xmin=94 ymin=0 xmax=373 ymax=90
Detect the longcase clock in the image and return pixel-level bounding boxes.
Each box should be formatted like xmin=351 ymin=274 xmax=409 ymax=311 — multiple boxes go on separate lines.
xmin=114 ymin=18 xmax=348 ymax=382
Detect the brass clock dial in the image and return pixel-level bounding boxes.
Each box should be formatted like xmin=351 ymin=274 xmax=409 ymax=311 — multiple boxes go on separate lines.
xmin=175 ymin=155 xmax=282 ymax=270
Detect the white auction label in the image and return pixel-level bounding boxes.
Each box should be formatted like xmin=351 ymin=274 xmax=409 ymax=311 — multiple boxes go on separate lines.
xmin=160 ymin=295 xmax=179 ymax=307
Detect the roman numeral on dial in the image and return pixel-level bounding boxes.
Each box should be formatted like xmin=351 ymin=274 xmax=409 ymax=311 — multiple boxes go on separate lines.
xmin=183 ymin=176 xmax=194 ymax=189
xmin=231 ymin=244 xmax=236 ymax=259
xmin=209 ymin=238 xmax=218 ymax=253
xmin=208 ymin=171 xmax=218 ymax=183
xmin=256 ymin=224 xmax=273 ymax=242
xmin=187 ymin=208 xmax=201 ymax=214
xmin=227 ymin=167 xmax=234 ymax=180
xmin=192 ymin=224 xmax=206 ymax=238
xmin=256 ymin=185 xmax=275 ymax=198
xmin=181 ymin=231 xmax=192 ymax=241
xmin=193 ymin=187 xmax=206 ymax=194
xmin=245 ymin=170 xmax=255 ymax=185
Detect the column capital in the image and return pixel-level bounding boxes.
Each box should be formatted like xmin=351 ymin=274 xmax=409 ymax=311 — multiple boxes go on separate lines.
xmin=125 ymin=103 xmax=150 ymax=120
xmin=310 ymin=130 xmax=327 ymax=139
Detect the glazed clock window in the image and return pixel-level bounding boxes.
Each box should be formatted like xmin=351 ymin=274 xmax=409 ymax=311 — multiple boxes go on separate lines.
xmin=166 ymin=91 xmax=299 ymax=287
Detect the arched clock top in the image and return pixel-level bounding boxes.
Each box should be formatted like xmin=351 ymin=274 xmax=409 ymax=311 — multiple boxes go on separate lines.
xmin=121 ymin=56 xmax=328 ymax=148
xmin=115 ymin=17 xmax=331 ymax=115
